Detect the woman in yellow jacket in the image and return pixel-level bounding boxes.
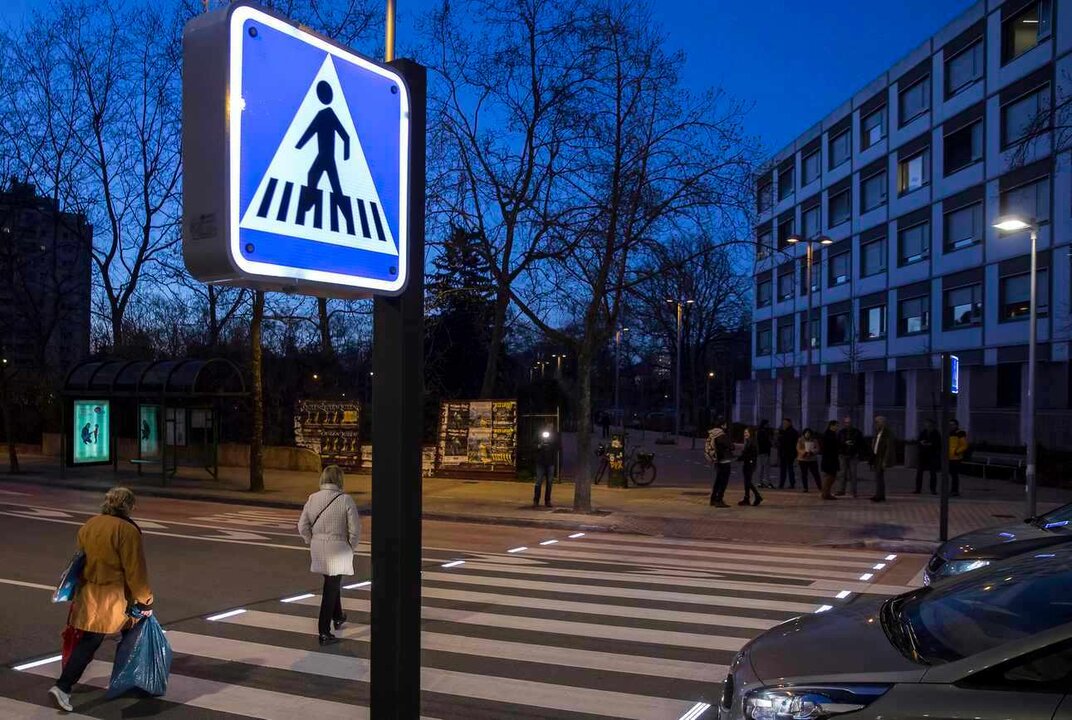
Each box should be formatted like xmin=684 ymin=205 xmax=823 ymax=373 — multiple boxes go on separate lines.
xmin=49 ymin=487 xmax=153 ymax=713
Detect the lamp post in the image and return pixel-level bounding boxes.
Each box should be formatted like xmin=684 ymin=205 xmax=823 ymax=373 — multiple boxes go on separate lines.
xmin=614 ymin=327 xmax=629 ymax=427
xmin=994 ymin=215 xmax=1039 ymax=519
xmin=551 ymin=353 xmax=565 ymax=380
xmin=666 ymin=298 xmax=694 ymax=439
xmin=706 ymin=371 xmax=714 ymax=426
xmin=786 ymin=234 xmax=832 ymax=425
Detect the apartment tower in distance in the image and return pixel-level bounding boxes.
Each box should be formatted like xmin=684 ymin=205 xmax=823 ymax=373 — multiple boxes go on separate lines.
xmin=736 ymin=0 xmax=1072 ymax=450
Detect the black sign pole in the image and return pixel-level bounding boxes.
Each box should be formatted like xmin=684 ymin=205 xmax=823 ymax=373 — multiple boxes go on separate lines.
xmin=938 ymin=353 xmax=950 ymax=543
xmin=370 ymin=58 xmax=425 ymax=719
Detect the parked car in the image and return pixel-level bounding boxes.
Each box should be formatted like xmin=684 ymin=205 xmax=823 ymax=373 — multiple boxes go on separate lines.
xmin=718 ymin=548 xmax=1072 ymax=720
xmin=924 ymin=502 xmax=1072 ymax=585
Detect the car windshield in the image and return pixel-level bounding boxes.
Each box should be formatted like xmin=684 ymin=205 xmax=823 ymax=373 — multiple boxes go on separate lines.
xmin=1036 ymin=503 xmax=1072 ymax=533
xmin=900 ymin=551 xmax=1072 ymax=664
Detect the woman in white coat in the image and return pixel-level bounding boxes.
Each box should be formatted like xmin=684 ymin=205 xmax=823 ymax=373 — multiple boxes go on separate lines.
xmin=298 ymin=465 xmax=361 ymax=645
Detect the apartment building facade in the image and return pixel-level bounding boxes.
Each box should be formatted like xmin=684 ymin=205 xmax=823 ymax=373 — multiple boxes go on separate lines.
xmin=735 ymin=0 xmax=1072 ymax=450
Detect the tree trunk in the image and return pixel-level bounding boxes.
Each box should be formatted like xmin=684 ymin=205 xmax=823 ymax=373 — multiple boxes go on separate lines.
xmin=208 ymin=285 xmax=220 ymax=347
xmin=0 ymin=368 xmax=19 ymax=474
xmin=479 ymin=284 xmax=510 ymax=398
xmin=249 ymin=291 xmax=265 ymax=492
xmin=317 ymin=297 xmax=334 ymax=360
xmin=573 ymin=340 xmax=594 ymax=512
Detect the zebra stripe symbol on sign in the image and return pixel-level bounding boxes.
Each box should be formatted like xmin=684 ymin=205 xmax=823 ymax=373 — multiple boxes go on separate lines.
xmin=239 ymin=55 xmax=397 ymax=256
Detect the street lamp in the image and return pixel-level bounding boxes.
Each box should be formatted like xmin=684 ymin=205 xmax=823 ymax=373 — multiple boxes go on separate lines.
xmin=994 ymin=215 xmax=1039 ymax=519
xmin=551 ymin=353 xmax=566 ymax=379
xmin=614 ymin=327 xmax=629 ymax=427
xmin=786 ymin=234 xmax=832 ymax=424
xmin=666 ymin=298 xmax=695 ymax=439
xmin=706 ymin=371 xmax=715 ymax=424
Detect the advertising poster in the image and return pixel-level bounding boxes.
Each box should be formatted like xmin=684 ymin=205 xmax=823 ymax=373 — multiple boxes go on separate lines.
xmin=166 ymin=408 xmax=188 ymax=447
xmin=73 ymin=401 xmax=110 ymax=464
xmin=294 ymin=400 xmax=362 ymax=469
xmin=437 ymin=400 xmax=517 ymax=471
xmin=139 ymin=405 xmax=161 ymax=459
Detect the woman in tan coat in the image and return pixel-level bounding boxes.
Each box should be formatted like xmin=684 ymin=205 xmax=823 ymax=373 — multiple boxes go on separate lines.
xmin=49 ymin=487 xmax=153 ymax=713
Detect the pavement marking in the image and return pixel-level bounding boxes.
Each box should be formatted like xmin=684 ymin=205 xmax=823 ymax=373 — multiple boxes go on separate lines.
xmin=223 ymin=611 xmax=723 ymax=682
xmin=207 ymin=609 xmax=247 ymax=621
xmin=678 ymin=701 xmax=712 ymax=720
xmin=440 ymin=560 xmax=465 ymax=568
xmin=343 ymin=580 xmax=371 ymax=589
xmin=0 ymin=577 xmax=54 ymax=592
xmin=12 ymin=654 xmax=62 ymax=671
xmin=569 ymin=540 xmax=880 ymax=570
xmin=0 ymin=697 xmax=98 ymax=718
xmin=281 ymin=593 xmax=315 ymax=603
xmin=573 ymin=534 xmax=889 ymax=560
xmin=507 ymin=546 xmax=527 ymax=553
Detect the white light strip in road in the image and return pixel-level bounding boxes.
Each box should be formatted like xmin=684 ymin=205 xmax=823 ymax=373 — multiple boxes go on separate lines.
xmin=13 ymin=655 xmax=62 ymax=671
xmin=836 ymin=590 xmax=851 ymax=599
xmin=207 ymin=609 xmax=247 ymax=621
xmin=343 ymin=580 xmax=371 ymax=589
xmin=441 ymin=561 xmax=465 ymax=568
xmin=872 ymin=563 xmax=886 ymax=570
xmin=507 ymin=546 xmax=527 ymax=553
xmin=280 ymin=593 xmax=314 ymax=603
xmin=539 ymin=540 xmax=558 ymax=546
xmin=859 ymin=573 xmax=874 ymax=581
xmin=568 ymin=532 xmax=586 ymax=538
xmin=678 ymin=701 xmax=712 ymax=720
xmin=885 ymin=554 xmax=898 ymax=561
xmin=815 ymin=605 xmax=833 ymax=613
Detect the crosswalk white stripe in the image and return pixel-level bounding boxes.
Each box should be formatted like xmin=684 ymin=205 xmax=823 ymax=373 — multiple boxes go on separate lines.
xmin=166 ymin=631 xmax=700 ymax=718
xmin=568 ymin=541 xmax=879 ymax=569
xmin=224 ymin=610 xmax=721 ymax=682
xmin=419 ymin=575 xmax=815 ymax=615
xmin=573 ymin=535 xmax=890 ymax=559
xmin=0 ymin=697 xmax=99 ymax=719
xmin=295 ymin=597 xmax=747 ymax=651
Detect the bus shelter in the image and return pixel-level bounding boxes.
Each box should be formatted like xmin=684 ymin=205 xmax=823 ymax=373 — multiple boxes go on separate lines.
xmin=62 ymin=358 xmax=246 ymax=484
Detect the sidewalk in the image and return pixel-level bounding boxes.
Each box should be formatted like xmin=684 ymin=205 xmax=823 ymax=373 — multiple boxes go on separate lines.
xmin=4 ymin=454 xmax=1069 ymax=551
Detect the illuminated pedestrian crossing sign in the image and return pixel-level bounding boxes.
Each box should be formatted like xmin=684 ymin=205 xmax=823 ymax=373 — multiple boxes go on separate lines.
xmin=182 ymin=3 xmax=410 ymax=297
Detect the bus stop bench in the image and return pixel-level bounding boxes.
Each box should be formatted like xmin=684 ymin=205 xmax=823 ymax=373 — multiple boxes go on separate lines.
xmin=961 ymin=451 xmax=1025 ymax=481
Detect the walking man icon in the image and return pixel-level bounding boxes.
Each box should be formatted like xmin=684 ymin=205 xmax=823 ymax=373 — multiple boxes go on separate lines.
xmin=296 ymin=81 xmax=350 ymax=196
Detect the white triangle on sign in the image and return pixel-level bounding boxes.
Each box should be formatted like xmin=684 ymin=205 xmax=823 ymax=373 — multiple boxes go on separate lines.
xmin=240 ymin=55 xmax=398 ymax=256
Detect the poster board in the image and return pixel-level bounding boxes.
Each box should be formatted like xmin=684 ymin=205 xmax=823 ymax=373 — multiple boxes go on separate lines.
xmin=294 ymin=400 xmax=362 ymax=470
xmin=165 ymin=408 xmax=188 ymax=447
xmin=72 ymin=400 xmax=111 ymax=465
xmin=139 ymin=405 xmax=161 ymax=459
xmin=438 ymin=400 xmax=517 ymax=471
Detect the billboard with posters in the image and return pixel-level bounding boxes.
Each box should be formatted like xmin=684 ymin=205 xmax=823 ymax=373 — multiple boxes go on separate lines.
xmin=294 ymin=400 xmax=362 ymax=470
xmin=73 ymin=401 xmax=110 ymax=465
xmin=438 ymin=400 xmax=517 ymax=471
xmin=139 ymin=405 xmax=161 ymax=459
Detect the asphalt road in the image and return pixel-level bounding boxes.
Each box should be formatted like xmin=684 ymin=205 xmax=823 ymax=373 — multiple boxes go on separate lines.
xmin=0 ymin=481 xmax=921 ymax=719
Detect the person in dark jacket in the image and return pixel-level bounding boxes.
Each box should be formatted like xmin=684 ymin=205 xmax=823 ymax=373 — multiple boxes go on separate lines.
xmin=835 ymin=416 xmax=863 ymax=497
xmin=870 ymin=415 xmax=896 ymax=503
xmin=705 ymin=419 xmax=734 ymax=508
xmin=777 ymin=418 xmax=799 ymax=489
xmin=756 ymin=419 xmax=773 ymax=488
xmin=738 ymin=427 xmax=763 ymax=506
xmin=914 ymin=419 xmax=941 ymax=494
xmin=533 ymin=429 xmax=558 ymax=507
xmin=820 ymin=419 xmax=840 ymax=500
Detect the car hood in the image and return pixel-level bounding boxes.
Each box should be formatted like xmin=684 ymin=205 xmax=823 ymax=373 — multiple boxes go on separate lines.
xmin=937 ymin=523 xmax=1070 ymax=561
xmin=745 ymin=598 xmax=927 ymax=685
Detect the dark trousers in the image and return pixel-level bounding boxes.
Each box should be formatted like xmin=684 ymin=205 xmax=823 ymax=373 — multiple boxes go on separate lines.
xmin=319 ymin=575 xmax=344 ymax=636
xmin=778 ymin=455 xmax=796 ymax=488
xmin=949 ymin=460 xmax=962 ymax=495
xmin=742 ymin=463 xmax=761 ymax=503
xmin=710 ymin=463 xmax=731 ymax=504
xmin=798 ymin=461 xmax=820 ymax=490
xmin=915 ymin=462 xmax=938 ymax=493
xmin=601 ymin=424 xmax=610 ymax=439
xmin=534 ymin=464 xmax=553 ymax=506
xmin=58 ymin=629 xmax=127 ymax=693
xmin=873 ymin=466 xmax=887 ymax=501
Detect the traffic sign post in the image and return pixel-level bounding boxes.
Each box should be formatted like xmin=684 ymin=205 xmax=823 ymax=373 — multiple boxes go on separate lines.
xmin=937 ymin=353 xmax=958 ymax=542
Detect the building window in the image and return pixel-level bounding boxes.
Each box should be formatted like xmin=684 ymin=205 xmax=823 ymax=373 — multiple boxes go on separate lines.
xmin=898 ymin=221 xmax=930 ymax=266
xmin=944 ymin=120 xmax=983 ymax=175
xmin=1002 ymin=85 xmax=1049 ymax=148
xmin=828 ymin=250 xmax=850 ymax=287
xmin=946 ymin=41 xmax=984 ymax=96
xmin=860 ymin=304 xmax=887 ymax=341
xmin=777 ymin=215 xmax=795 ymax=249
xmin=799 ymin=258 xmax=820 ymax=295
xmin=1000 ymin=269 xmax=1049 ymax=321
xmin=829 ymin=130 xmax=851 ymax=169
xmin=777 ymin=266 xmax=795 ymax=301
xmin=899 ymin=77 xmax=930 ymax=126
xmin=828 ymin=188 xmax=851 ymax=227
xmin=802 ymin=205 xmax=821 ymax=240
xmin=757 ymin=326 xmax=772 ymax=356
xmin=1003 ymin=0 xmax=1052 ymax=63
xmin=827 ymin=312 xmax=850 ymax=346
xmin=757 ymin=278 xmax=772 ymax=308
xmin=758 ymin=180 xmax=773 ymax=213
xmin=799 ymin=317 xmax=819 ymax=350
xmin=861 ymin=237 xmax=887 ymax=277
xmin=898 ymin=295 xmax=930 ymax=336
xmin=898 ymin=150 xmax=929 ymax=194
xmin=862 ymin=108 xmax=885 ymax=150
xmin=997 ymin=363 xmax=1024 ymax=408
xmin=1001 ymin=176 xmax=1050 ymax=224
xmin=802 ymin=150 xmax=821 ymax=185
xmin=861 ymin=170 xmax=887 ymax=212
xmin=778 ymin=165 xmax=794 ymax=201
xmin=944 ymin=283 xmax=983 ymax=329
xmin=777 ymin=322 xmax=795 ymax=354
xmin=756 ymin=228 xmax=773 ymax=259
xmin=944 ymin=201 xmax=983 ymax=252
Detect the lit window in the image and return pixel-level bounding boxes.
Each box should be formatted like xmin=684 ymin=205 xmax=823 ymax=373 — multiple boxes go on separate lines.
xmin=898 ymin=296 xmax=930 ymax=336
xmin=860 ymin=304 xmax=886 ymax=340
xmin=899 ymin=150 xmax=929 ymax=194
xmin=1003 ymin=0 xmax=1052 ymax=63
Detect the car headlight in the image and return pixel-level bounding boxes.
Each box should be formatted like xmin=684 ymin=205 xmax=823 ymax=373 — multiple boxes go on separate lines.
xmin=743 ymin=685 xmax=890 ymax=720
xmin=937 ymin=559 xmax=991 ymax=577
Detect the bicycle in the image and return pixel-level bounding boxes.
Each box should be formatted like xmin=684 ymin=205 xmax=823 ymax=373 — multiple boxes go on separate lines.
xmin=593 ymin=436 xmax=657 ymax=487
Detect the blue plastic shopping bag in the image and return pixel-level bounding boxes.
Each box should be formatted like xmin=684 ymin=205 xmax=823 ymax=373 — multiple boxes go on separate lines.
xmin=52 ymin=551 xmax=85 ymax=603
xmin=106 ymin=615 xmax=172 ymax=699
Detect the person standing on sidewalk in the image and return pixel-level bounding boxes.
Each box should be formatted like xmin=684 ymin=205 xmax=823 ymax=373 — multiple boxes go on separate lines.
xmin=738 ymin=427 xmax=763 ymax=507
xmin=949 ymin=419 xmax=969 ymax=497
xmin=705 ymin=419 xmax=734 ymax=508
xmin=756 ymin=419 xmax=774 ymax=488
xmin=914 ymin=419 xmax=941 ymax=495
xmin=870 ymin=416 xmax=896 ymax=503
xmin=836 ymin=415 xmax=862 ymax=497
xmin=820 ymin=420 xmax=840 ymax=500
xmin=50 ymin=487 xmax=153 ymax=713
xmin=796 ymin=427 xmax=821 ymax=492
xmin=777 ymin=417 xmax=799 ymax=489
xmin=533 ymin=429 xmax=558 ymax=507
xmin=600 ymin=412 xmax=611 ymax=439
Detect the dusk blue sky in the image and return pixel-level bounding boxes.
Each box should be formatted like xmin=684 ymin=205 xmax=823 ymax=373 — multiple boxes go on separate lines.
xmin=2 ymin=0 xmax=979 ymax=154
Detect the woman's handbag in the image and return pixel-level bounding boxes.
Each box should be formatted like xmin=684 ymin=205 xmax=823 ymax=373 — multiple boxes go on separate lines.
xmin=60 ymin=605 xmax=83 ymax=668
xmin=52 ymin=550 xmax=86 ymax=603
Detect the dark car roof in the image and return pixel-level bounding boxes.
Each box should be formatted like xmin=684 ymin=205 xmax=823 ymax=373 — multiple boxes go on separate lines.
xmin=932 ymin=544 xmax=1072 ymax=599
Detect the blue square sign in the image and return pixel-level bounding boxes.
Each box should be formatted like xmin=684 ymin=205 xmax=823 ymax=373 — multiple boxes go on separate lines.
xmin=182 ymin=4 xmax=410 ymax=296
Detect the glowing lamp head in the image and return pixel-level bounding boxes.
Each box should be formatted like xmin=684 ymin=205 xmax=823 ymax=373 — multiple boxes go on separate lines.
xmin=994 ymin=217 xmax=1033 ymax=232
xmin=541 ymin=431 xmax=550 ymax=439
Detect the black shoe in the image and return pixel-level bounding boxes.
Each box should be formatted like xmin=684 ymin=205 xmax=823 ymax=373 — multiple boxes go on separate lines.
xmin=871 ymin=497 xmax=885 ymax=503
xmin=752 ymin=497 xmax=763 ymax=507
xmin=544 ymin=502 xmax=552 ymax=508
xmin=318 ymin=633 xmax=339 ymax=646
xmin=738 ymin=499 xmax=750 ymax=506
xmin=333 ymin=613 xmax=347 ymax=631
xmin=714 ymin=501 xmax=730 ymax=508
xmin=834 ymin=491 xmax=846 ymax=497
